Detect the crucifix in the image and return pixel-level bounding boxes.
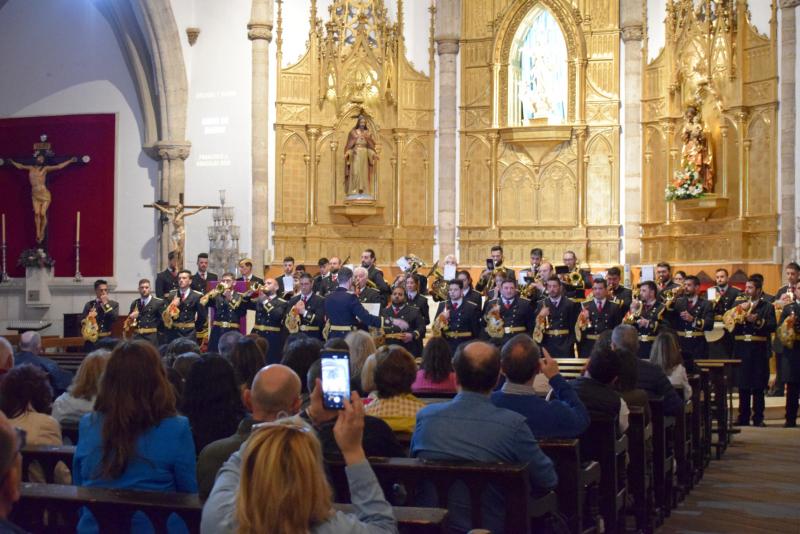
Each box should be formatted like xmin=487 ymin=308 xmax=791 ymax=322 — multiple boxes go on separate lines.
xmin=1 ymin=135 xmax=89 ymax=246
xmin=143 ymin=193 xmax=218 ymax=269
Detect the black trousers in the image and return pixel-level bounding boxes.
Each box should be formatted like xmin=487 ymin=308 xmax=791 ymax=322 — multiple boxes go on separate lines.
xmin=786 ymin=383 xmax=799 ymax=424
xmin=738 ymin=388 xmax=766 ymax=424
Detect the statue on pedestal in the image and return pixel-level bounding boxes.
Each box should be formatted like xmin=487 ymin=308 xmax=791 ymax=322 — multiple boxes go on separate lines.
xmin=679 ymin=105 xmax=715 ymax=193
xmin=344 ymin=114 xmax=378 ymax=199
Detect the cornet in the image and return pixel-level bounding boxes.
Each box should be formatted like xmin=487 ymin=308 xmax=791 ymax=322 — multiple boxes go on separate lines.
xmin=200 ymin=282 xmax=226 ymax=306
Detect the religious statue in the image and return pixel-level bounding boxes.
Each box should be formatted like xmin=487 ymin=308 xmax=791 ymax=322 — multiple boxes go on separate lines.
xmin=8 ymin=152 xmax=77 ymax=244
xmin=344 ymin=115 xmax=378 ymax=198
xmin=151 ymin=200 xmax=209 ymax=267
xmin=679 ymin=105 xmax=714 ymax=192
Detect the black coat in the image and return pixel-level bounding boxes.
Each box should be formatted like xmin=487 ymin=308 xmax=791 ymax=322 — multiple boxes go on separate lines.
xmin=577 ymin=299 xmax=623 ymax=358
xmin=481 ymin=296 xmax=535 ymax=347
xmin=382 ymin=304 xmax=426 ymax=357
xmin=191 ymin=272 xmax=218 ymax=293
xmin=535 ymin=297 xmax=580 ymax=358
xmin=731 ymin=297 xmax=777 ymax=389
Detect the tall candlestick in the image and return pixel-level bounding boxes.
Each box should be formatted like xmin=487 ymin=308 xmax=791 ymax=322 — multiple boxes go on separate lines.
xmin=1 ymin=213 xmax=5 ymax=243
xmin=76 ymin=211 xmax=81 ymax=242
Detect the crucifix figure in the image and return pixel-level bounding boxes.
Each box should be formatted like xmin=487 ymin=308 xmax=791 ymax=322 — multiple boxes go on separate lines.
xmin=144 ymin=193 xmax=215 ymax=269
xmin=3 ymin=135 xmax=86 ymax=245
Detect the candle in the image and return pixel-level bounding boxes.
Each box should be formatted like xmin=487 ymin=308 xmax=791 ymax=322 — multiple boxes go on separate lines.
xmin=76 ymin=211 xmax=81 ymax=242
xmin=1 ymin=213 xmax=5 ymax=243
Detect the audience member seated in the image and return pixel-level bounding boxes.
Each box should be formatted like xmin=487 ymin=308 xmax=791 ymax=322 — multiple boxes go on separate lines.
xmin=181 ymin=354 xmax=245 ymax=452
xmin=491 ymin=335 xmax=589 ymax=439
xmin=570 ymin=345 xmax=629 ymax=434
xmin=201 ymin=395 xmax=397 ymax=534
xmin=649 ymin=332 xmax=692 ymax=401
xmin=615 ymin=346 xmax=652 ymax=424
xmin=304 ymin=362 xmax=404 ymax=459
xmin=0 ymin=365 xmax=69 ymax=484
xmin=360 ymin=353 xmax=378 ymax=399
xmin=51 ymin=349 xmax=110 ymax=425
xmin=229 ymin=338 xmax=266 ymax=393
xmin=218 ymin=331 xmax=244 ymax=360
xmin=244 ymin=334 xmax=268 ymax=361
xmin=280 ymin=335 xmax=322 ymax=398
xmin=0 ymin=411 xmax=26 ymax=534
xmin=74 ymin=341 xmax=197 ymax=534
xmin=411 ymin=336 xmax=457 ymax=394
xmin=172 ymin=352 xmax=201 ymax=381
xmin=0 ymin=337 xmax=13 ymax=379
xmin=411 ymin=340 xmax=557 ymax=534
xmin=344 ymin=330 xmax=377 ymax=394
xmin=611 ymin=325 xmax=684 ymax=416
xmin=12 ymin=332 xmax=72 ymax=396
xmin=162 ymin=337 xmax=201 ymax=367
xmin=197 ymin=364 xmax=302 ymax=500
xmin=364 ymin=346 xmax=425 ymax=433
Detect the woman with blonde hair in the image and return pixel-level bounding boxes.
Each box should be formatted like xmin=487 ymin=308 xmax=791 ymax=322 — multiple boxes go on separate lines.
xmin=345 ymin=329 xmax=376 ymax=391
xmin=204 ymin=388 xmax=396 ymax=533
xmin=649 ymin=331 xmax=692 ymax=401
xmin=51 ymin=349 xmax=110 ymax=425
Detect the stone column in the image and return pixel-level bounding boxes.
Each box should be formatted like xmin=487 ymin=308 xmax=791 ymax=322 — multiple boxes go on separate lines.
xmin=154 ymin=140 xmax=191 ymax=266
xmin=249 ymin=0 xmax=274 ymax=272
xmin=435 ymin=0 xmax=460 ymax=259
xmin=780 ymin=0 xmax=799 ymax=262
xmin=621 ymin=0 xmax=644 ymax=264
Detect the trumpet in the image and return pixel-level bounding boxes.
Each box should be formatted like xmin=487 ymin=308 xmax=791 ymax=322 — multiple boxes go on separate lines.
xmin=520 ymin=271 xmax=542 ymax=300
xmin=560 ymin=269 xmax=585 ymax=289
xmin=662 ymin=286 xmax=684 ymax=308
xmin=623 ymin=299 xmax=643 ymax=324
xmin=575 ymin=304 xmax=591 ymax=342
xmin=81 ymin=304 xmax=100 ymax=343
xmin=199 ymin=282 xmax=226 ymax=306
xmin=426 ymin=261 xmax=448 ymax=302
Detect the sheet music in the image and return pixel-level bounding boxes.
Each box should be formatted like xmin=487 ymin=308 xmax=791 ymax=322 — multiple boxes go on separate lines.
xmin=640 ymin=265 xmax=655 ymax=282
xmin=707 ymin=287 xmax=718 ymax=301
xmin=443 ymin=264 xmax=456 ymax=281
xmin=282 ymin=275 xmax=294 ymax=293
xmin=396 ymin=256 xmax=411 ymax=272
xmin=363 ymin=303 xmax=380 ymax=317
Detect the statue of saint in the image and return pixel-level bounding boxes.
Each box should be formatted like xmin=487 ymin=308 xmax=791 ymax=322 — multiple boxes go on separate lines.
xmin=680 ymin=105 xmax=714 ymax=192
xmin=344 ymin=115 xmax=378 ymax=197
xmin=9 ymin=152 xmax=77 ymax=244
xmin=152 ymin=200 xmax=209 ymax=266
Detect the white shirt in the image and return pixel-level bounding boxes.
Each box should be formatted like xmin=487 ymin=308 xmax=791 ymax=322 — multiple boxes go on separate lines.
xmin=141 ymin=295 xmax=152 ymax=307
xmin=668 ymin=364 xmax=693 ymax=402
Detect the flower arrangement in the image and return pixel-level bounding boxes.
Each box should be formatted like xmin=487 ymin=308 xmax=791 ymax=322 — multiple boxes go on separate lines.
xmin=18 ymin=248 xmax=55 ymax=269
xmin=665 ymin=164 xmax=705 ymax=201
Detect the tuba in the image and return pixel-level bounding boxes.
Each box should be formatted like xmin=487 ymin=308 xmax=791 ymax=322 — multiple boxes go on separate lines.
xmin=81 ymin=304 xmax=100 ymax=343
xmin=426 ymin=261 xmax=449 ymax=302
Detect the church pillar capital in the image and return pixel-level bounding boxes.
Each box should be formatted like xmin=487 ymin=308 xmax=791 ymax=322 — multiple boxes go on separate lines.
xmin=436 ymin=39 xmax=459 ymax=56
xmin=247 ymin=23 xmax=273 ymax=42
xmin=621 ymin=24 xmax=644 ymax=43
xmin=154 ymin=141 xmax=191 ymax=161
xmin=780 ymin=0 xmax=800 ymax=10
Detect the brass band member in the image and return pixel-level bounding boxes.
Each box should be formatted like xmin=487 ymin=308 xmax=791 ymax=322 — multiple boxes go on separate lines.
xmin=456 ymin=270 xmax=484 ymax=309
xmin=560 ymin=250 xmax=591 ymax=302
xmin=655 ymin=262 xmax=680 ymax=302
xmin=482 ymin=277 xmax=535 ymax=348
xmin=777 ymin=284 xmax=800 ymax=427
xmin=772 ymin=262 xmax=800 ymax=395
xmin=381 ymin=287 xmax=426 ymax=357
xmin=312 ymin=257 xmax=331 ymax=296
xmin=405 ymin=275 xmax=430 ymax=328
xmin=126 ymin=279 xmax=163 ymax=346
xmin=709 ymin=267 xmax=742 ymax=358
xmin=519 ymin=247 xmax=544 ymax=284
xmin=534 ymin=276 xmax=581 ymax=358
xmin=476 ymin=245 xmax=515 ymax=295
xmin=81 ymin=279 xmax=119 ymax=351
xmin=727 ymin=276 xmax=777 ymax=427
xmin=667 ymin=275 xmax=714 ymax=372
xmin=155 ymin=250 xmax=180 ymax=298
xmin=624 ymin=280 xmax=664 ymax=359
xmin=276 ymin=256 xmax=296 ymax=299
xmin=433 ymin=279 xmax=481 ymax=356
xmin=191 ymin=252 xmax=218 ymax=292
xmin=353 ymin=266 xmax=382 ymax=304
xmin=205 ymin=273 xmax=245 ymax=353
xmin=361 ymin=249 xmax=391 ymax=305
xmin=245 ymin=278 xmax=287 ymax=365
xmin=319 ymin=256 xmax=343 ymax=296
xmin=519 ymin=248 xmax=545 ymax=303
xmin=576 ymin=278 xmax=623 ymax=358
xmin=285 ymin=272 xmax=326 ymax=342
xmin=237 ymin=258 xmax=265 ymax=287
xmin=162 ymin=270 xmax=206 ymax=343
xmin=605 ymin=266 xmax=632 ymax=314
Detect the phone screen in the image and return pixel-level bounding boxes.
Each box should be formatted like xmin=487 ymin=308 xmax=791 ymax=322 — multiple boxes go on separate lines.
xmin=486 ymin=258 xmax=495 ymax=271
xmin=321 ymin=350 xmax=351 ymax=410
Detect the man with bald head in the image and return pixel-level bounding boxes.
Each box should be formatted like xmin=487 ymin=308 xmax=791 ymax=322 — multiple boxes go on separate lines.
xmin=196 ymin=364 xmax=302 ymax=498
xmin=0 ymin=412 xmax=25 ymax=532
xmin=14 ymin=331 xmax=72 ymax=395
xmin=411 ymin=340 xmax=557 ymax=534
xmin=0 ymin=337 xmax=13 ymax=378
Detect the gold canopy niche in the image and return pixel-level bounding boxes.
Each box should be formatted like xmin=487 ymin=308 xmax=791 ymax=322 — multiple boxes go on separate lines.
xmin=641 ymin=0 xmax=778 ymax=263
xmin=272 ymin=0 xmax=436 ymax=265
xmin=459 ymin=0 xmax=621 ymax=267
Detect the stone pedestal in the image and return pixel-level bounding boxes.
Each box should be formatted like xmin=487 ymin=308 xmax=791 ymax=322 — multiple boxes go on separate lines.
xmin=25 ymin=267 xmax=52 ymax=308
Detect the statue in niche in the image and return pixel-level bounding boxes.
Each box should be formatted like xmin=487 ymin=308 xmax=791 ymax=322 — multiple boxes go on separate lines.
xmin=680 ymin=105 xmax=715 ymax=192
xmin=344 ymin=114 xmax=378 ymax=199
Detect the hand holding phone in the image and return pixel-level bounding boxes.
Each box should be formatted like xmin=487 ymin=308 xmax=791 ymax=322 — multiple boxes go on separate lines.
xmin=321 ymin=350 xmax=351 ymax=410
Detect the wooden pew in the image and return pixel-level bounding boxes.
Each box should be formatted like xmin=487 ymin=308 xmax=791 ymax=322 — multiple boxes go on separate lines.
xmin=42 ymin=337 xmax=85 ymax=350
xmin=696 ymin=361 xmax=729 ymax=458
xmin=626 ymin=406 xmax=655 ymax=534
xmin=687 ymin=374 xmax=705 ymax=484
xmin=578 ymin=417 xmax=627 ymax=534
xmin=671 ymin=387 xmax=693 ymax=501
xmin=21 ymin=445 xmax=75 ymax=484
xmin=39 ymin=351 xmax=86 ymax=374
xmin=327 ymin=457 xmax=559 ymax=534
xmin=648 ymin=397 xmax=676 ymax=523
xmin=539 ymin=438 xmax=602 ymax=534
xmin=554 ymin=358 xmax=588 ymax=380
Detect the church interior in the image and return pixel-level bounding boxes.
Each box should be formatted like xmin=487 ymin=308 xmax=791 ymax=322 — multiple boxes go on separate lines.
xmin=0 ymin=0 xmax=799 ymax=532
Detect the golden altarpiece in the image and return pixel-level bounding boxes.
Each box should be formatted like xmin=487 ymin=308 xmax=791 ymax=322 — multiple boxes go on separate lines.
xmin=641 ymin=0 xmax=778 ymax=263
xmin=272 ymin=0 xmax=436 ymax=264
xmin=459 ymin=0 xmax=621 ymax=266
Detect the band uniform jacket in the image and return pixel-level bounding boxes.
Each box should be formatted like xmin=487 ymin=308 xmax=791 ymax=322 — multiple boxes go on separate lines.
xmin=412 ymin=272 xmax=428 ymax=296
xmin=608 ymin=286 xmax=633 ymax=315
xmin=656 ymin=280 xmax=680 ymax=303
xmin=778 ymin=303 xmax=800 ymax=383
xmin=773 ymin=285 xmax=796 ymax=354
xmin=476 ymin=267 xmax=516 ymax=293
xmin=407 ymin=292 xmax=430 ymax=327
xmin=535 ymin=297 xmax=580 ymax=358
xmin=381 ymin=304 xmax=426 ymax=357
xmin=285 ymin=292 xmax=326 ymax=341
xmin=313 ymin=274 xmax=332 ymax=296
xmin=155 ymin=269 xmax=179 ymax=298
xmin=324 ymin=287 xmax=384 ymax=339
xmin=236 ymin=275 xmax=265 ymax=289
xmin=357 ymin=286 xmax=382 ymax=304
xmin=434 ymin=300 xmax=481 ymax=355
xmin=577 ymin=299 xmax=623 ymax=358
xmin=82 ymin=299 xmax=119 ymax=351
xmin=629 ymin=301 xmax=665 ymax=359
xmin=128 ymin=296 xmax=164 ymax=345
xmin=191 ymin=272 xmax=218 ymax=293
xmin=164 ymin=289 xmax=206 ymax=340
xmin=206 ymin=292 xmax=246 ymax=352
xmin=562 ymin=269 xmax=592 ymax=302
xmin=246 ymin=295 xmax=288 ymax=364
xmin=482 ymin=296 xmax=536 ymax=347
xmin=712 ymin=285 xmax=742 ymax=321
xmin=366 ymin=265 xmax=391 ymax=304
xmin=668 ymin=296 xmax=714 ymax=362
xmin=730 ymin=297 xmax=777 ymax=389
xmin=462 ymin=287 xmax=484 ymax=309
xmin=276 ymin=274 xmax=297 ymax=300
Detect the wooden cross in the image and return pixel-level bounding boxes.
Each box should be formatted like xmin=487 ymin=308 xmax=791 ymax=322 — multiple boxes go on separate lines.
xmin=143 ymin=193 xmax=219 ymax=269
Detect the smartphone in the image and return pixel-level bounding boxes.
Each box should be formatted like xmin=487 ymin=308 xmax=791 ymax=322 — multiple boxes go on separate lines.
xmin=321 ymin=350 xmax=351 ymax=410
xmin=486 ymin=258 xmax=495 ymax=271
